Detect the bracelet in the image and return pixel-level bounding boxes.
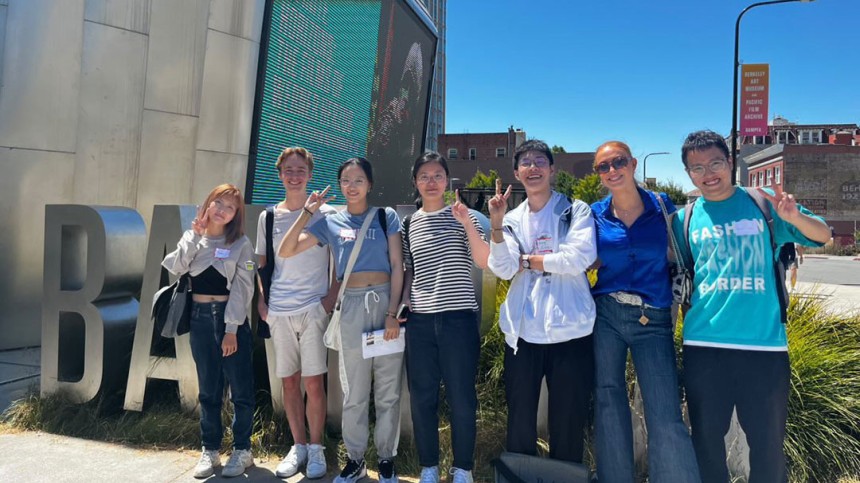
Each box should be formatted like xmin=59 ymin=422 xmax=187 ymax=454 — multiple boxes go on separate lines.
xmin=385 ymin=311 xmax=397 ymax=318
xmin=302 ymin=207 xmax=314 ymax=217
xmin=491 ymin=227 xmax=503 ymax=233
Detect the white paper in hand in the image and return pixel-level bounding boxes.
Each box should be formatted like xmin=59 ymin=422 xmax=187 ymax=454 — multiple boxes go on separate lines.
xmin=361 ymin=327 xmax=406 ymax=360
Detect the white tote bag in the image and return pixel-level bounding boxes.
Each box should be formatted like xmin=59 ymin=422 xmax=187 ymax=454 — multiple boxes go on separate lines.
xmin=323 ymin=208 xmax=379 ymax=351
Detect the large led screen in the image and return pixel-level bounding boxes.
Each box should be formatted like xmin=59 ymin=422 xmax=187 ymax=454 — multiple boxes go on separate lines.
xmin=248 ymin=0 xmax=437 ymax=207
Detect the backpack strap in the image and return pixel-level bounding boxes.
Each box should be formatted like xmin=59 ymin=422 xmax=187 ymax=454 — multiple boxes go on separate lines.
xmin=261 ymin=206 xmax=275 ymax=303
xmin=559 ymin=196 xmax=573 ymax=239
xmin=377 ymin=207 xmax=388 ymax=235
xmin=746 ymin=188 xmax=789 ymax=324
xmin=402 ymin=214 xmax=412 ymax=245
xmin=681 ymin=200 xmax=696 ymax=272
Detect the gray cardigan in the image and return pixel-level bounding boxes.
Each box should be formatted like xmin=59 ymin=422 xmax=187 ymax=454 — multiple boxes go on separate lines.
xmin=162 ymin=230 xmax=256 ymax=333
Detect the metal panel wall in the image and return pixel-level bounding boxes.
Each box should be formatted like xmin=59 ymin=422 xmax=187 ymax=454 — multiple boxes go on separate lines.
xmin=135 ymin=110 xmax=197 ymax=225
xmin=0 ymin=0 xmax=265 ymax=350
xmin=73 ymin=22 xmax=147 ymax=207
xmin=0 ymin=0 xmax=85 ymax=152
xmin=143 ymin=0 xmax=209 ymax=116
xmin=196 ymin=30 xmax=259 ymax=156
xmin=0 ymin=149 xmax=76 ymax=349
xmin=208 ymin=0 xmax=265 ymax=42
xmin=84 ymin=0 xmax=151 ymax=34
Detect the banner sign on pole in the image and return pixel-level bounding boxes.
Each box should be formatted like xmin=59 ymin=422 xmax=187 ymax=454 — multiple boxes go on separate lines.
xmin=740 ymin=63 xmax=769 ymax=136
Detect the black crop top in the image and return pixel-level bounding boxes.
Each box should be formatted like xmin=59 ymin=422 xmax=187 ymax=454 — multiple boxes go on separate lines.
xmin=190 ymin=266 xmax=229 ymax=296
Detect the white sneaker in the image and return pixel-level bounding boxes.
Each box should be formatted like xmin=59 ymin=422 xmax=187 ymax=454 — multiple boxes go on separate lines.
xmin=193 ymin=448 xmax=221 ymax=479
xmin=306 ymin=444 xmax=327 ymax=479
xmin=419 ymin=466 xmax=439 ymax=483
xmin=450 ymin=467 xmax=473 ymax=483
xmin=276 ymin=444 xmax=308 ymax=478
xmin=221 ymin=448 xmax=254 ymax=478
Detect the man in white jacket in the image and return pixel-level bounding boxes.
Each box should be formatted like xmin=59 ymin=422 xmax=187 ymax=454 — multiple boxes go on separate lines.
xmin=487 ymin=139 xmax=597 ymax=463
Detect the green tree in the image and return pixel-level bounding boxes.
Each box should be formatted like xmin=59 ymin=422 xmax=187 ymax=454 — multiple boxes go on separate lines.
xmin=554 ymin=171 xmax=577 ymax=199
xmin=651 ymin=179 xmax=688 ymax=206
xmin=466 ymin=169 xmax=499 ymax=189
xmin=572 ymin=173 xmax=606 ymax=204
xmin=551 ymin=145 xmax=566 ymax=154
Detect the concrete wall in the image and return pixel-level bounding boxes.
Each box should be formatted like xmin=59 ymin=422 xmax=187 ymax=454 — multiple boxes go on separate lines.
xmin=0 ymin=0 xmax=266 ymax=350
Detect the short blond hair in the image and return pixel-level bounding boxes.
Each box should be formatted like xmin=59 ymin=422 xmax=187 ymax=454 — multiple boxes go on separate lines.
xmin=276 ymin=147 xmax=314 ymax=172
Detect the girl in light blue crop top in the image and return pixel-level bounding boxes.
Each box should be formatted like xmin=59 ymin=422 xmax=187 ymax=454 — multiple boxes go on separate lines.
xmin=278 ymin=157 xmax=405 ymax=481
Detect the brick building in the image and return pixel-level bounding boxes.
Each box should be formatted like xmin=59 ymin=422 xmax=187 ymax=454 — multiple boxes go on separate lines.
xmin=745 ymin=142 xmax=860 ymax=245
xmin=438 ymin=127 xmax=594 ymax=190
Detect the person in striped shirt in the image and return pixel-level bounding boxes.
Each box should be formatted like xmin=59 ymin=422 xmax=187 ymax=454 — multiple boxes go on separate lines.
xmin=398 ymin=151 xmax=489 ymax=483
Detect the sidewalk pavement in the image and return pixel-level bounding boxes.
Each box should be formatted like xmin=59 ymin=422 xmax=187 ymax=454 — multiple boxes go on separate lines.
xmin=794 ymin=282 xmax=860 ymax=316
xmin=0 ymin=431 xmax=408 ymax=482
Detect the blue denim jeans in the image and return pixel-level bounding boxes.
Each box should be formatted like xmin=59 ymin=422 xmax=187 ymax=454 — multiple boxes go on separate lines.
xmin=593 ymin=295 xmax=700 ymax=483
xmin=405 ymin=310 xmax=479 ymax=470
xmin=189 ymin=301 xmax=255 ymax=451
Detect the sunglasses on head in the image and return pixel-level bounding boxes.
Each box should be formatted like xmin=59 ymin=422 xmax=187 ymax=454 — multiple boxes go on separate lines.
xmin=594 ymin=156 xmax=629 ymax=174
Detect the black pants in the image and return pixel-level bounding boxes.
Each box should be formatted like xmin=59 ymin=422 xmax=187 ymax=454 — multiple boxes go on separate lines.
xmin=684 ymin=346 xmax=790 ymax=483
xmin=503 ymin=336 xmax=594 ymax=463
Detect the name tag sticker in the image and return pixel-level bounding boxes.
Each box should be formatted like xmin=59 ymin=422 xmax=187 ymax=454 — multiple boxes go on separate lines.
xmin=733 ymin=220 xmax=759 ymax=236
xmin=214 ymin=248 xmax=231 ymax=259
xmin=536 ymin=235 xmax=554 ymax=254
xmin=340 ymin=228 xmax=356 ymax=241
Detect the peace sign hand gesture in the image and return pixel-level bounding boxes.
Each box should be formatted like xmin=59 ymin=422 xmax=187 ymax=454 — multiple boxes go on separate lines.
xmin=451 ymin=189 xmax=471 ymax=227
xmin=191 ymin=205 xmax=209 ymax=236
xmin=758 ymin=187 xmax=800 ymax=223
xmin=488 ymin=178 xmax=512 ymax=226
xmin=304 ymin=185 xmax=336 ymax=214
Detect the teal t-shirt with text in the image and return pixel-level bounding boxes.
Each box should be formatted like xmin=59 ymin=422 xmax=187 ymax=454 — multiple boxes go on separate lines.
xmin=671 ymin=187 xmax=824 ymax=351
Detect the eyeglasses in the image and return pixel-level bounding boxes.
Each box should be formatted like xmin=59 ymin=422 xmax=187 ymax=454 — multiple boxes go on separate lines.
xmin=518 ymin=157 xmax=550 ymax=169
xmin=339 ymin=178 xmax=367 ymax=187
xmin=416 ymin=173 xmax=446 ymax=184
xmin=686 ymin=159 xmax=729 ymax=178
xmin=594 ymin=156 xmax=630 ymax=174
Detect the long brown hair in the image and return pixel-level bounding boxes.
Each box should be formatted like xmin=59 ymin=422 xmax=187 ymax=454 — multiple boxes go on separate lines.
xmin=200 ymin=184 xmax=245 ymax=244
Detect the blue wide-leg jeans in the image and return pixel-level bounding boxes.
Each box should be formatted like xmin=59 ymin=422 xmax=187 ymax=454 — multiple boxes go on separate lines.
xmin=593 ymin=295 xmax=700 ymax=483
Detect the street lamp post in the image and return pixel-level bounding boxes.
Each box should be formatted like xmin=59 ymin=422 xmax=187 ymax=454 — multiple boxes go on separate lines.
xmin=449 ymin=177 xmax=461 ymax=192
xmin=642 ymin=152 xmax=670 ymax=185
xmin=731 ymin=0 xmax=815 ymax=185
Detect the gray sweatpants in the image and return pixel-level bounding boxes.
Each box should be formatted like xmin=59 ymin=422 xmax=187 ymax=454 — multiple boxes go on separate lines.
xmin=337 ymin=283 xmax=404 ymax=460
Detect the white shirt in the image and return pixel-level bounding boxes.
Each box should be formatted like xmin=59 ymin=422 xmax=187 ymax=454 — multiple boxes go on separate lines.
xmin=256 ymin=204 xmax=337 ymax=316
xmin=487 ymin=192 xmax=597 ymax=352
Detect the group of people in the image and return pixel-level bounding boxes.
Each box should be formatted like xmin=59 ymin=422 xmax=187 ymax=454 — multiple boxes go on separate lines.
xmin=161 ymin=129 xmax=829 ymax=483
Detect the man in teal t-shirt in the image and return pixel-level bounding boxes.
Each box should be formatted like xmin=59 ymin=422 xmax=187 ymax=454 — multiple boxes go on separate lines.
xmin=672 ymin=130 xmax=829 ymax=483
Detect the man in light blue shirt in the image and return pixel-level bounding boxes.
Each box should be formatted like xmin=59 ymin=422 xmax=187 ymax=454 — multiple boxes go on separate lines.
xmin=672 ymin=130 xmax=829 ymax=483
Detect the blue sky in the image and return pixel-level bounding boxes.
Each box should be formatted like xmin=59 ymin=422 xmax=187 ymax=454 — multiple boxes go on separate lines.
xmin=444 ymin=0 xmax=860 ymax=192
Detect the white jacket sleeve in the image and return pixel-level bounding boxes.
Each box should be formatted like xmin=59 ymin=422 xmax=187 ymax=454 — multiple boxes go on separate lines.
xmin=487 ymin=227 xmax=521 ymax=280
xmin=161 ymin=230 xmax=202 ymax=276
xmin=542 ymin=201 xmax=597 ymax=275
xmin=224 ymin=239 xmax=256 ymax=333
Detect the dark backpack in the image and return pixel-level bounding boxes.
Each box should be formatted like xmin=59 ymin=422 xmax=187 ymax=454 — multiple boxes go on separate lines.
xmin=680 ymin=189 xmax=790 ymax=324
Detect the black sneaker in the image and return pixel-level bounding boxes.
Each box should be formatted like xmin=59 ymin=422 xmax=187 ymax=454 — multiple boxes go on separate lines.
xmin=378 ymin=459 xmax=398 ymax=483
xmin=334 ymin=458 xmax=367 ymax=483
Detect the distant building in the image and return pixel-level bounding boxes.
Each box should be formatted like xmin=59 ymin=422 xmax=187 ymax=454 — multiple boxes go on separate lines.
xmin=438 ymin=127 xmax=594 ymax=190
xmin=744 ymin=136 xmax=860 ymax=245
xmin=417 ymin=0 xmax=446 ymax=152
xmin=734 ymin=117 xmax=860 ymax=184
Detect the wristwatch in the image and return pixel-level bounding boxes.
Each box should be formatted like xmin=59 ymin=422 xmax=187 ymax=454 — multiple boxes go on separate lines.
xmin=521 ymin=254 xmax=531 ymax=270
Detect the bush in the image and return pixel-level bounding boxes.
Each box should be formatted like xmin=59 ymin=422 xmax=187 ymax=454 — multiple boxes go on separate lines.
xmin=784 ymin=293 xmax=860 ymax=482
